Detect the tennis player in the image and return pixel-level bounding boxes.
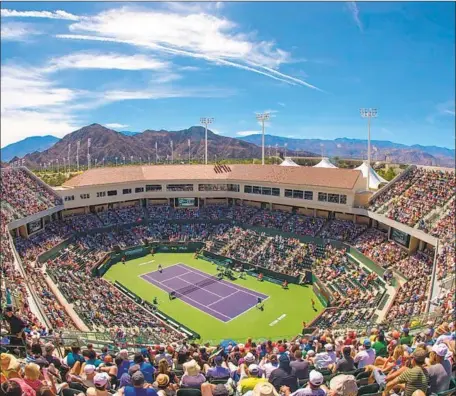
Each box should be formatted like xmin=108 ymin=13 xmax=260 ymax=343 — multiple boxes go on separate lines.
xmin=158 ymin=264 xmax=163 ymax=273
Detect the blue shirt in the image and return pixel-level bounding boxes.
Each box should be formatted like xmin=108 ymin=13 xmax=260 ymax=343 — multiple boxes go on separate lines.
xmin=124 ymin=386 xmax=158 ymax=396
xmin=129 ymin=362 xmax=155 ymax=383
xmin=87 ymin=358 xmax=103 ymax=367
xmin=66 ymin=352 xmax=85 ymax=368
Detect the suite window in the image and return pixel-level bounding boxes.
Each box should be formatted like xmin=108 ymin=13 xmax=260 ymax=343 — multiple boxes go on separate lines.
xmin=107 ymin=190 xmax=118 ymax=196
xmin=146 ymin=184 xmax=162 ymax=192
xmin=293 ymin=190 xmax=304 ymax=199
xmin=123 ymin=188 xmax=132 ymax=195
xmin=318 ymin=192 xmax=328 ymax=202
xmin=261 ymin=187 xmax=272 ymax=195
xmin=253 ymin=186 xmax=261 ymax=194
xmin=167 ymin=184 xmax=193 ymax=192
xmin=244 ymin=185 xmax=252 ymax=193
xmin=272 ymin=188 xmax=280 ymax=196
xmin=285 ymin=189 xmax=293 ymax=198
xmin=328 ymin=193 xmax=339 ymax=203
xmin=80 ymin=194 xmax=90 ymax=200
xmin=228 ymin=184 xmax=240 ymax=192
xmin=340 ymin=195 xmax=347 ymax=204
xmin=97 ymin=191 xmax=106 ymax=198
xmin=304 ymin=191 xmax=313 ymax=200
xmin=135 ymin=187 xmax=144 ymax=193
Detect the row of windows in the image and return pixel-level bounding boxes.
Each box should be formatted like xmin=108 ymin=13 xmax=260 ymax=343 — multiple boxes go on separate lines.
xmin=198 ymin=184 xmax=240 ymax=192
xmin=69 ymin=185 xmax=347 ymax=205
xmin=318 ymin=192 xmax=347 ymax=204
xmin=284 ymin=189 xmax=313 ymax=201
xmin=244 ymin=185 xmax=280 ymax=197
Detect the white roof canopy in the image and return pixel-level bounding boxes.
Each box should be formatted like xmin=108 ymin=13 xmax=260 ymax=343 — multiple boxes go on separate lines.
xmin=313 ymin=157 xmax=337 ymax=168
xmin=355 ymin=161 xmax=388 ymax=189
xmin=279 ymin=157 xmax=300 ymax=167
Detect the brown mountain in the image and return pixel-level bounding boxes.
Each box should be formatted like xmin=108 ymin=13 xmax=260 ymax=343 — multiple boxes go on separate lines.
xmin=22 ymin=124 xmax=315 ymax=167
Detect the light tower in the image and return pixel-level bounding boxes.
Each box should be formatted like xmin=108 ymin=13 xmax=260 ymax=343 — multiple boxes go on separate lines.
xmin=256 ymin=112 xmax=271 ymax=165
xmin=200 ymin=117 xmax=214 ymax=165
xmin=360 ymin=108 xmax=378 ymax=191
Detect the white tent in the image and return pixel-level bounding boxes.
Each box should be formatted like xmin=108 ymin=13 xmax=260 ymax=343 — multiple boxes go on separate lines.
xmin=355 ymin=161 xmax=388 ymax=189
xmin=313 ymin=157 xmax=337 ymax=168
xmin=279 ymin=157 xmax=300 ymax=167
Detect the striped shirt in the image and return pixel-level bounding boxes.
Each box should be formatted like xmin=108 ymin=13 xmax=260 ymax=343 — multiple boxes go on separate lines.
xmin=397 ymin=366 xmax=429 ymax=396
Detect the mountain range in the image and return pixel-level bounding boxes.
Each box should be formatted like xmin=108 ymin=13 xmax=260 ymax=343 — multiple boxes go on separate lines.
xmin=17 ymin=124 xmax=314 ymax=167
xmin=240 ymin=135 xmax=455 ymax=167
xmin=2 ymin=126 xmax=454 ymax=167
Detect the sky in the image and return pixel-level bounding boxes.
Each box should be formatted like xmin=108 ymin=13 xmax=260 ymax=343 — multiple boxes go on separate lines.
xmin=1 ymin=1 xmax=455 ymax=149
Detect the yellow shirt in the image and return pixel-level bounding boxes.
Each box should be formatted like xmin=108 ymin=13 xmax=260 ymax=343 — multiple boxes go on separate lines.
xmin=238 ymin=377 xmax=267 ymax=393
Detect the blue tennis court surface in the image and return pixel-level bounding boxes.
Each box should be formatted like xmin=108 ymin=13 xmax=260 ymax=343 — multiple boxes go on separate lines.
xmin=140 ymin=264 xmax=268 ymax=322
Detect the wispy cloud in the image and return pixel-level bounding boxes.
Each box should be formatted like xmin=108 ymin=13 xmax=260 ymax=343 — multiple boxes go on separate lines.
xmin=104 ymin=123 xmax=129 ymax=129
xmin=426 ymin=100 xmax=455 ymax=123
xmin=277 ymin=102 xmax=286 ymax=107
xmin=346 ymin=2 xmax=363 ymax=32
xmin=52 ymin=6 xmax=321 ymax=89
xmin=1 ymin=22 xmax=41 ymax=42
xmin=1 ymin=8 xmax=80 ymax=21
xmin=45 ymin=52 xmax=170 ymax=72
xmin=236 ymin=130 xmax=261 ymax=136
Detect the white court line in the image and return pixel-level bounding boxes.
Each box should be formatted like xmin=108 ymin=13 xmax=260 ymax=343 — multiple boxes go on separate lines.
xmin=207 ymin=290 xmax=239 ymax=307
xmin=224 ymin=294 xmax=271 ymax=323
xmin=139 ymin=260 xmax=155 ymax=266
xmin=177 ymin=263 xmax=268 ymax=300
xmin=142 ymin=273 xmax=231 ymax=321
xmin=141 ymin=270 xmax=193 ymax=283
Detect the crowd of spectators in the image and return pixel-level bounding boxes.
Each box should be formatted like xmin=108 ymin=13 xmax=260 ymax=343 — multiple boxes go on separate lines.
xmin=320 ymin=220 xmax=367 ymax=242
xmin=2 ymin=318 xmax=454 ymax=396
xmin=1 ymin=168 xmax=62 ymax=218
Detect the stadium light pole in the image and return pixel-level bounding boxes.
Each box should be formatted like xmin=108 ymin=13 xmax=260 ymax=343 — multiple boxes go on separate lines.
xmin=188 ymin=139 xmax=191 ymax=164
xmin=200 ymin=117 xmax=214 ymax=165
xmin=76 ymin=140 xmax=80 ymax=172
xmin=284 ymin=143 xmax=288 ymax=158
xmin=360 ymin=108 xmax=378 ymax=191
xmin=256 ymin=112 xmax=270 ymax=165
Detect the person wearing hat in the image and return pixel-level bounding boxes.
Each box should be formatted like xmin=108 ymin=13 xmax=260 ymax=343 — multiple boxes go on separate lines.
xmin=313 ymin=344 xmax=334 ymax=370
xmin=86 ymin=372 xmax=111 ymax=396
xmin=354 ymin=339 xmax=376 ymax=369
xmin=180 ymin=360 xmax=206 ymax=389
xmin=268 ymin=354 xmax=297 ymax=393
xmin=427 ymin=343 xmax=452 ymax=394
xmin=280 ymin=370 xmax=328 ymax=396
xmin=329 ymin=374 xmax=357 ymax=396
xmin=154 ymin=373 xmax=177 ymax=396
xmin=1 ymin=353 xmax=21 ymax=380
xmin=383 ymin=349 xmax=429 ymax=396
xmin=237 ymin=364 xmax=266 ymax=394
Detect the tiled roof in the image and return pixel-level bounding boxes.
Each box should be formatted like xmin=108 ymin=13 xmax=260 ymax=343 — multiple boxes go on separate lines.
xmin=63 ymin=164 xmax=362 ymax=190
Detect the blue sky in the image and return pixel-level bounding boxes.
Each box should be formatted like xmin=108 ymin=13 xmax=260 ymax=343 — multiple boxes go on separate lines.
xmin=1 ymin=1 xmax=455 ymax=148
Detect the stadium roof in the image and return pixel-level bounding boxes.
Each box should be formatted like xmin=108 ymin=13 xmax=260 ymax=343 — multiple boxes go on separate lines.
xmin=355 ymin=161 xmax=388 ymax=189
xmin=63 ymin=164 xmax=362 ymax=190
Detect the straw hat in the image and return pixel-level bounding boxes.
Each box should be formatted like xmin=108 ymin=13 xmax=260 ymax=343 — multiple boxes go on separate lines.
xmin=329 ymin=375 xmax=358 ymax=396
xmin=183 ymin=359 xmax=201 ymax=376
xmin=252 ymin=382 xmax=279 ymax=396
xmin=156 ymin=374 xmax=170 ymax=388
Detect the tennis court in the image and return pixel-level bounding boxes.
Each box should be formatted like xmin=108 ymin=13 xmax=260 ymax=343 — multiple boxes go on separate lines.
xmin=141 ymin=263 xmax=268 ymax=322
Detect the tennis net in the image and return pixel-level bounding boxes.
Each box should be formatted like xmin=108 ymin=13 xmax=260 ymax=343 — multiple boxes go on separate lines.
xmin=171 ymin=274 xmax=220 ymax=299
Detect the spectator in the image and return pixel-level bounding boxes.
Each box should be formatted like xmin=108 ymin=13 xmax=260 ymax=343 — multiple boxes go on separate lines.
xmin=118 ymin=371 xmax=158 ymax=396
xmin=132 ymin=353 xmax=155 ymax=384
xmin=259 ymin=355 xmax=279 ymax=379
xmin=328 ymin=374 xmax=358 ymax=396
xmin=238 ymin=365 xmax=266 ymax=394
xmin=205 ymin=356 xmax=230 ymax=381
xmin=268 ymin=354 xmax=297 ymax=393
xmin=289 ymin=350 xmax=309 ymax=380
xmin=427 ymin=343 xmax=452 ymax=393
xmin=334 ymin=347 xmax=355 ymax=373
xmin=181 ymin=360 xmax=206 ymax=389
xmin=354 ymin=340 xmax=375 ymax=369
xmin=283 ymin=370 xmax=328 ymax=396
xmin=372 ymin=334 xmax=388 ymax=358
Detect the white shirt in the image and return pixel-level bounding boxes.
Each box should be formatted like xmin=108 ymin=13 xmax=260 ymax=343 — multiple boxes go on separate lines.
xmin=354 ymin=348 xmax=376 ymax=368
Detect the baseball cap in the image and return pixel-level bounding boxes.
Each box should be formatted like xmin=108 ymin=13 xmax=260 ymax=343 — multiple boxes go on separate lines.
xmin=214 ymin=355 xmax=223 ymax=364
xmin=131 ymin=371 xmax=145 ymax=386
xmin=94 ymin=372 xmax=110 ymax=387
xmin=309 ymin=370 xmax=324 ymax=386
xmin=279 ymin=354 xmax=290 ymax=363
xmin=432 ymin=343 xmax=449 ymax=357
xmin=245 ymin=352 xmax=255 ymax=363
xmin=128 ymin=364 xmax=141 ymax=376
xmin=329 ymin=374 xmax=358 ymax=396
xmin=84 ymin=364 xmax=96 ymax=374
xmin=324 ymin=343 xmax=333 ymax=351
xmin=363 ymin=339 xmax=371 ymax=348
xmin=248 ymin=364 xmax=259 ymax=374
xmin=307 ymin=350 xmax=315 ymax=357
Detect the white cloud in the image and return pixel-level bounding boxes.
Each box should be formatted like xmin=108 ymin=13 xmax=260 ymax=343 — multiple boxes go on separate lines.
xmin=55 ymin=6 xmax=320 ymax=89
xmin=1 ymin=22 xmax=41 ymax=41
xmin=45 ymin=52 xmax=170 ymax=72
xmin=104 ymin=123 xmax=129 ymax=129
xmin=1 ymin=8 xmax=80 ymax=21
xmin=277 ymin=102 xmax=286 ymax=107
xmin=346 ymin=2 xmax=363 ymax=32
xmin=236 ymin=130 xmax=261 ymax=136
